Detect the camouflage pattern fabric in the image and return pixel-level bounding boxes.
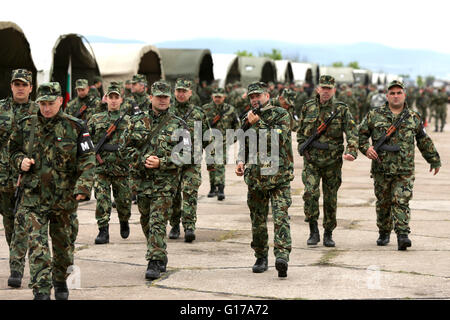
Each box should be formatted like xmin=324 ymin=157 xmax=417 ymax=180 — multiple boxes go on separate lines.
xmin=9 ymin=108 xmax=95 ymax=295
xmin=65 ymin=95 xmax=101 ymax=122
xmin=338 ymin=90 xmax=359 ymax=123
xmin=415 ymin=90 xmax=430 ymax=123
xmin=434 ymin=91 xmax=447 ymax=131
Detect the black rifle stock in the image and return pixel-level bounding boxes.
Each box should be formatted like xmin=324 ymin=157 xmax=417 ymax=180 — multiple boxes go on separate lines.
xmin=94 ymin=112 xmax=127 ymax=164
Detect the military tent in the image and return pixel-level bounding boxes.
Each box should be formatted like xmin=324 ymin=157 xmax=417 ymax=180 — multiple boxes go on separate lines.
xmin=238 ymin=57 xmax=277 ymax=88
xmin=91 ymin=43 xmax=164 ymax=89
xmin=353 ymin=69 xmax=373 ymax=86
xmin=0 ymin=21 xmax=37 ymax=99
xmin=274 ymin=60 xmax=294 ymax=84
xmin=50 ymin=33 xmax=102 ymax=99
xmin=158 ymin=48 xmax=214 ymax=85
xmin=386 ymin=74 xmax=402 ymax=84
xmin=372 ymin=72 xmax=387 ymax=85
xmin=319 ymin=66 xmax=354 ymax=84
xmin=292 ymin=62 xmax=319 ymax=86
xmin=212 ymin=53 xmax=240 ymax=88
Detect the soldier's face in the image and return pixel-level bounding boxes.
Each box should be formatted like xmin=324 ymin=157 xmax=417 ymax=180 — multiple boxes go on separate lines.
xmin=77 ymin=87 xmax=89 ymax=98
xmin=212 ymin=95 xmax=225 ymax=105
xmin=175 ymin=89 xmax=192 ymax=103
xmin=131 ymin=82 xmax=145 ymax=93
xmin=249 ymin=92 xmax=270 ymax=107
xmin=106 ymin=93 xmax=123 ymax=110
xmin=11 ymin=80 xmax=32 ymax=103
xmin=316 ymin=86 xmax=336 ymax=103
xmin=39 ymin=97 xmax=62 ymax=118
xmin=387 ymin=87 xmax=406 ymax=109
xmin=151 ymin=95 xmax=171 ymax=112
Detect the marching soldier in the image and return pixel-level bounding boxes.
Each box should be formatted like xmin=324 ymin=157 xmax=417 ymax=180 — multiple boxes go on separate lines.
xmin=87 ymin=82 xmax=131 ymax=245
xmin=9 ymin=82 xmax=95 ymax=300
xmin=358 ymin=80 xmax=441 ymax=250
xmin=65 ymin=78 xmax=101 ymax=122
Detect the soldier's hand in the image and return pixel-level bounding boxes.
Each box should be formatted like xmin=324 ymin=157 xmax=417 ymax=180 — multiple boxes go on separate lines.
xmin=21 ymin=158 xmax=35 ymax=172
xmin=76 ymin=194 xmax=87 ymax=201
xmin=366 ymin=146 xmax=379 ymax=161
xmin=145 ymin=156 xmax=160 ymax=169
xmin=430 ymin=166 xmax=440 ymax=175
xmin=235 ymin=162 xmax=245 ymax=176
xmin=343 ymin=154 xmax=355 ymax=161
xmin=248 ymin=111 xmax=260 ymax=125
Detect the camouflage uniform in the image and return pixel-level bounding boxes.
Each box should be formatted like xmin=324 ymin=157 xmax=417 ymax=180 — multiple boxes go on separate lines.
xmin=358 ymin=81 xmax=441 ymax=238
xmin=415 ymin=89 xmax=430 ymax=124
xmin=297 ymin=76 xmax=358 ymax=234
xmin=338 ymin=89 xmax=359 ymax=123
xmin=119 ymin=81 xmax=186 ymax=269
xmin=9 ymin=82 xmax=95 ymax=297
xmin=0 ymin=70 xmax=39 ymax=247
xmin=169 ymin=79 xmax=209 ymax=236
xmin=65 ymin=79 xmax=101 ymax=123
xmin=128 ymin=74 xmax=151 ymax=113
xmin=270 ymin=89 xmax=299 ymax=132
xmin=87 ymin=84 xmax=131 ymax=233
xmin=203 ymin=88 xmax=240 ymax=192
xmin=88 ymin=76 xmax=103 ymax=98
xmin=434 ymin=89 xmax=447 ymax=132
xmin=238 ymin=82 xmax=294 ymax=263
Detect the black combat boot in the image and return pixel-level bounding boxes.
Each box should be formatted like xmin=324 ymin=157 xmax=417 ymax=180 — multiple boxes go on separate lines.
xmin=53 ymin=281 xmax=69 ymax=300
xmin=397 ymin=234 xmax=412 ymax=251
xmin=207 ymin=184 xmax=217 ymax=197
xmin=440 ymin=125 xmax=444 ymax=132
xmin=158 ymin=256 xmax=168 ymax=273
xmin=95 ymin=226 xmax=109 ymax=244
xmin=275 ymin=258 xmax=288 ymax=278
xmin=145 ymin=260 xmax=161 ymax=280
xmin=8 ymin=271 xmax=22 ymax=288
xmin=252 ymin=256 xmax=268 ymax=273
xmin=307 ymin=221 xmax=320 ymax=245
xmin=169 ymin=225 xmax=180 ymax=239
xmin=132 ymin=194 xmax=137 ymax=204
xmin=112 ymin=200 xmax=116 ymax=208
xmin=120 ymin=220 xmax=130 ymax=239
xmin=323 ymin=231 xmax=335 ymax=247
xmin=376 ymin=232 xmax=390 ymax=246
xmin=184 ymin=229 xmax=196 ymax=243
xmin=217 ymin=184 xmax=225 ymax=201
xmin=33 ymin=292 xmax=51 ymax=300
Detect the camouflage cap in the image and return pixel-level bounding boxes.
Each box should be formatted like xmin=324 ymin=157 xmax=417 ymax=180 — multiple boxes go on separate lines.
xmin=281 ymin=88 xmax=296 ymax=105
xmin=131 ymin=74 xmax=147 ymax=84
xmin=175 ymin=78 xmax=192 ymax=90
xmin=247 ymin=81 xmax=268 ymax=95
xmin=75 ymin=78 xmax=89 ymax=89
xmin=36 ymin=82 xmax=61 ymax=102
xmin=151 ymin=80 xmax=171 ymax=97
xmin=11 ymin=69 xmax=32 ymax=84
xmin=106 ymin=81 xmax=122 ymax=96
xmin=93 ymin=76 xmax=103 ymax=83
xmin=387 ymin=80 xmax=405 ymax=90
xmin=212 ymin=87 xmax=226 ymax=96
xmin=319 ymin=75 xmax=336 ymax=88
xmin=125 ymin=79 xmax=131 ymax=85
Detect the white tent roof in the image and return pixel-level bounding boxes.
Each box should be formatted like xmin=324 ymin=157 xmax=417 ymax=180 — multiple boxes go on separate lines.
xmin=291 ymin=62 xmax=312 ymax=82
xmin=274 ymin=60 xmax=291 ymax=82
xmin=372 ymin=72 xmax=386 ymax=85
xmin=212 ymin=53 xmax=238 ymax=88
xmin=320 ymin=66 xmax=355 ymax=84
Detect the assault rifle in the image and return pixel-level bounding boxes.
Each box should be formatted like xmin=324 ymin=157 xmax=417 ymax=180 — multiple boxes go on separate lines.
xmin=299 ymin=109 xmax=341 ymax=160
xmin=240 ymin=102 xmax=262 ymax=131
xmin=94 ymin=112 xmax=127 ymax=164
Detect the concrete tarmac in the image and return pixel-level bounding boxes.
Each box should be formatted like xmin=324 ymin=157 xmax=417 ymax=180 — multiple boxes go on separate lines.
xmin=1 ymin=108 xmax=449 ymax=300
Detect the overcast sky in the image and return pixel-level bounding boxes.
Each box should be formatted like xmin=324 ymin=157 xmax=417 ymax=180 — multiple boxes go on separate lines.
xmin=2 ymin=0 xmax=449 ymax=55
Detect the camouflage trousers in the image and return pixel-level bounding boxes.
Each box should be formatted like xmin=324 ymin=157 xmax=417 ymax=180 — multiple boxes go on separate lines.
xmin=94 ymin=174 xmax=131 ymax=228
xmin=137 ymin=194 xmax=173 ymax=262
xmin=170 ymin=164 xmax=201 ymax=231
xmin=417 ymin=105 xmax=428 ymax=125
xmin=434 ymin=104 xmax=447 ymax=130
xmin=208 ymin=164 xmax=225 ymax=186
xmin=247 ymin=182 xmax=292 ymax=261
xmin=10 ymin=206 xmax=78 ymax=294
xmin=302 ymin=159 xmax=343 ymax=232
xmin=0 ymin=189 xmax=15 ymax=246
xmin=373 ymin=172 xmax=414 ymax=235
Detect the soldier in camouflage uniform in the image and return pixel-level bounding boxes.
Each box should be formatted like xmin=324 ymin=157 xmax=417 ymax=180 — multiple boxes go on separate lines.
xmin=339 ymin=88 xmax=359 ymax=122
xmin=168 ymin=78 xmax=209 ymax=242
xmin=271 ymin=88 xmax=300 ymax=132
xmin=129 ymin=74 xmax=151 ymax=113
xmin=89 ymin=75 xmax=103 ymax=98
xmin=123 ymin=79 xmax=133 ymax=99
xmin=119 ymin=80 xmax=187 ymax=280
xmin=294 ymin=84 xmax=309 ymax=117
xmin=235 ymin=81 xmax=293 ymax=278
xmin=433 ymin=87 xmax=447 ymax=132
xmin=358 ymin=80 xmax=441 ymax=250
xmin=297 ymin=75 xmax=358 ymax=247
xmin=203 ymin=88 xmax=239 ymax=200
xmin=9 ymin=82 xmax=95 ymax=300
xmin=65 ymin=79 xmax=101 ymax=123
xmin=415 ymin=88 xmax=430 ymax=127
xmin=87 ymin=83 xmax=131 ymax=245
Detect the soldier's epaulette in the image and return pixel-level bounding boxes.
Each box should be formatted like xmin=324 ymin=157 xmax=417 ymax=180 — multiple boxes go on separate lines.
xmin=171 ymin=113 xmax=189 ymax=129
xmin=63 ymin=113 xmax=86 ymax=130
xmin=334 ymin=101 xmax=349 ymax=109
xmin=17 ymin=114 xmax=35 ymax=124
xmin=303 ymin=98 xmax=316 ymax=107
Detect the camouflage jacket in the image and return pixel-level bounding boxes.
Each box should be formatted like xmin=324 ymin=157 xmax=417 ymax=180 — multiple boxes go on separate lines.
xmin=87 ymin=110 xmax=131 ymax=176
xmin=339 ymin=94 xmax=359 ymax=121
xmin=358 ymin=103 xmax=441 ymax=175
xmin=129 ymin=92 xmax=151 ymax=113
xmin=9 ymin=109 xmax=95 ymax=212
xmin=0 ymin=97 xmax=38 ymax=191
xmin=270 ymin=98 xmax=299 ymax=132
xmin=202 ymin=102 xmax=239 ymax=137
xmin=119 ymin=109 xmax=185 ymax=196
xmin=65 ymin=95 xmax=101 ymax=123
xmin=297 ymin=95 xmax=359 ymax=167
xmin=170 ymin=100 xmax=209 ymax=165
xmin=239 ymin=102 xmax=294 ymax=189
